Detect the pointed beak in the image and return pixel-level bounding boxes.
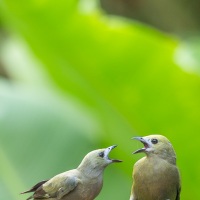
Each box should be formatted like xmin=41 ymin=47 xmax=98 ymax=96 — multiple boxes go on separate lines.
xmin=132 ymin=137 xmax=150 ymax=154
xmin=110 ymin=145 xmax=118 ymax=150
xmin=105 ymin=145 xmax=123 ymax=163
xmin=132 ymin=137 xmax=146 ymax=142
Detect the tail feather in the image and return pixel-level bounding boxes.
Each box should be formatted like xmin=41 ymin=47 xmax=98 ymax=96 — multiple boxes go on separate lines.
xmin=21 ymin=180 xmax=48 ymax=194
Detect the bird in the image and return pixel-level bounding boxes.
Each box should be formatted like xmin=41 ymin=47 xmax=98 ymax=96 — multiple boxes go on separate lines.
xmin=21 ymin=145 xmax=122 ymax=200
xmin=130 ymin=135 xmax=181 ymax=200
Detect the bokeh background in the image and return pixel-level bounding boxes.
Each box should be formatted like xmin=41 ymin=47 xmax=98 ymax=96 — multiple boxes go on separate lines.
xmin=0 ymin=0 xmax=200 ymax=199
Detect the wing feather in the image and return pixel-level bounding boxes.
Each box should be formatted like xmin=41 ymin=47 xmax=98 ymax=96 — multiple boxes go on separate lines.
xmin=32 ymin=174 xmax=79 ymax=199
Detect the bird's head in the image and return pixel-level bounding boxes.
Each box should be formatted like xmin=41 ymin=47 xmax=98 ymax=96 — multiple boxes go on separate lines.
xmin=132 ymin=135 xmax=176 ymax=164
xmin=78 ymin=145 xmax=122 ymax=174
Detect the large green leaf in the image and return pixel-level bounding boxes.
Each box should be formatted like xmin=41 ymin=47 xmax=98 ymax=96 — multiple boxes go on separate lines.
xmin=0 ymin=0 xmax=200 ymax=199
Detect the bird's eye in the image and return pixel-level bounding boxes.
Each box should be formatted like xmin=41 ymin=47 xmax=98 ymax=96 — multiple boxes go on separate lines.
xmin=99 ymin=152 xmax=104 ymax=158
xmin=151 ymin=139 xmax=158 ymax=144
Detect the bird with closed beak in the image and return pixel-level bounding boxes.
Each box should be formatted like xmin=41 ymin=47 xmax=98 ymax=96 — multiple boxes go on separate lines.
xmin=21 ymin=145 xmax=122 ymax=200
xmin=130 ymin=135 xmax=181 ymax=200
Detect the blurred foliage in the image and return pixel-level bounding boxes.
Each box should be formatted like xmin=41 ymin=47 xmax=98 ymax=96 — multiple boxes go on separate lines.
xmin=101 ymin=0 xmax=200 ymax=36
xmin=0 ymin=0 xmax=200 ymax=199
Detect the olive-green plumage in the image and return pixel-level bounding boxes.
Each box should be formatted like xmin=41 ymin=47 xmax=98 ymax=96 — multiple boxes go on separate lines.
xmin=21 ymin=145 xmax=122 ymax=200
xmin=130 ymin=135 xmax=181 ymax=200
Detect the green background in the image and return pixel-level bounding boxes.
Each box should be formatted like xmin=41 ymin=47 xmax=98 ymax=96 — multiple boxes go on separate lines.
xmin=0 ymin=0 xmax=199 ymax=199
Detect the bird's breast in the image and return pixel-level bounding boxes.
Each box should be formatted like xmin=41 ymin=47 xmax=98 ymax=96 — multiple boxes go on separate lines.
xmin=133 ymin=157 xmax=180 ymax=200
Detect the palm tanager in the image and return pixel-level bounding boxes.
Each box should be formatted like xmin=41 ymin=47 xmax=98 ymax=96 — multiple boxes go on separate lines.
xmin=130 ymin=135 xmax=181 ymax=200
xmin=21 ymin=145 xmax=122 ymax=200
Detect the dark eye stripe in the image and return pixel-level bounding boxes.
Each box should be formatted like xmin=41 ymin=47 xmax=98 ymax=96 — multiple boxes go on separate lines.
xmin=151 ymin=139 xmax=158 ymax=144
xmin=99 ymin=152 xmax=104 ymax=157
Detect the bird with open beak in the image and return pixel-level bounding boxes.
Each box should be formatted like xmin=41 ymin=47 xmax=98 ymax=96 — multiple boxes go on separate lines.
xmin=21 ymin=145 xmax=122 ymax=200
xmin=130 ymin=135 xmax=181 ymax=200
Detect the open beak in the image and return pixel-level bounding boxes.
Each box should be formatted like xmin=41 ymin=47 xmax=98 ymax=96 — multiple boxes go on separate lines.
xmin=132 ymin=137 xmax=151 ymax=154
xmin=105 ymin=145 xmax=123 ymax=163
